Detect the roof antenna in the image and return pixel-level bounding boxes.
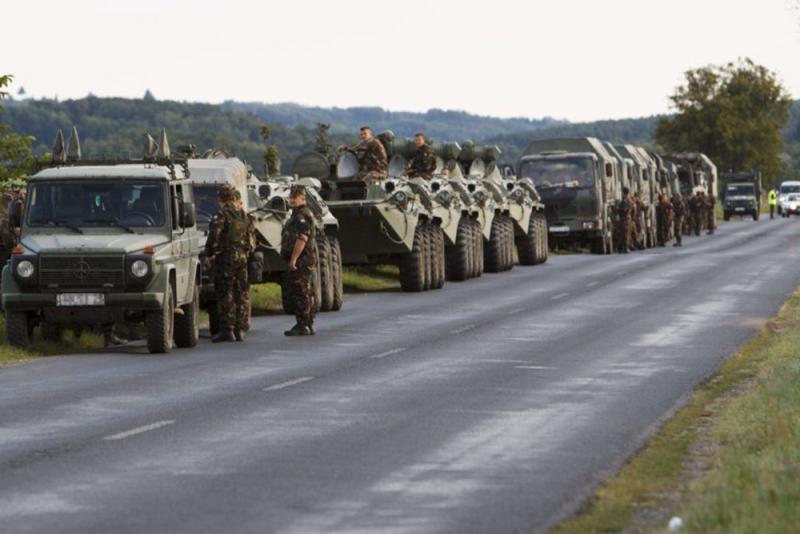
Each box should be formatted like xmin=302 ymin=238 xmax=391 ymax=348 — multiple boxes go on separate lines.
xmin=66 ymin=126 xmax=82 ymax=162
xmin=143 ymin=132 xmax=158 ymax=161
xmin=52 ymin=129 xmax=67 ymax=163
xmin=157 ymin=128 xmax=171 ymax=159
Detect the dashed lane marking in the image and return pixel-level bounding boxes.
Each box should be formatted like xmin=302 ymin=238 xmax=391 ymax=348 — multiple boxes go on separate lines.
xmin=551 ymin=292 xmax=569 ymax=300
xmin=370 ymin=348 xmax=407 ymax=359
xmin=515 ymin=365 xmax=558 ymax=370
xmin=103 ymin=420 xmax=175 ymax=441
xmin=479 ymin=359 xmax=530 ymax=364
xmin=264 ymin=376 xmax=315 ymax=392
xmin=450 ymin=324 xmax=477 ymax=335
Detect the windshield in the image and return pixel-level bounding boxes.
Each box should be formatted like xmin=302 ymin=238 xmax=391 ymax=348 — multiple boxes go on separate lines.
xmin=519 ymin=158 xmax=596 ymax=189
xmin=27 ymin=181 xmax=167 ymax=228
xmin=780 ymin=184 xmax=800 ymax=195
xmin=194 ymin=185 xmax=220 ymax=225
xmin=726 ymin=185 xmax=754 ymax=196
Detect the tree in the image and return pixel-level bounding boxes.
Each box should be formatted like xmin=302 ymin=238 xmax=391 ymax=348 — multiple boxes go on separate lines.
xmin=655 ymin=58 xmax=792 ymax=179
xmin=259 ymin=124 xmax=280 ymax=176
xmin=143 ymin=89 xmax=155 ymax=101
xmin=0 ymin=74 xmax=38 ymax=186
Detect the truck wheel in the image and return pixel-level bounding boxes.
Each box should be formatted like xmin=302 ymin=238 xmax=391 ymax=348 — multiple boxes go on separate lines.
xmin=174 ymin=283 xmax=199 ymax=348
xmin=517 ymin=213 xmax=537 ymax=266
xmin=422 ymin=223 xmax=433 ymax=291
xmin=328 ymin=235 xmax=344 ymax=311
xmin=473 ymin=219 xmax=484 ymax=277
xmin=312 ymin=268 xmax=322 ymax=313
xmin=6 ymin=310 xmax=33 ymax=348
xmin=431 ymin=225 xmax=446 ymax=290
xmin=752 ymin=211 xmax=759 ymax=221
xmin=723 ymin=212 xmax=731 ymax=221
xmin=484 ymin=216 xmax=505 ymax=273
xmin=40 ymin=321 xmax=63 ymax=343
xmin=446 ymin=219 xmax=471 ymax=282
xmin=534 ymin=212 xmax=549 ymax=264
xmin=317 ymin=234 xmax=334 ymax=312
xmin=208 ymin=304 xmax=221 ymax=334
xmin=146 ymin=283 xmax=174 ymax=354
xmin=399 ymin=224 xmax=426 ymax=292
xmin=504 ymin=217 xmax=515 ymax=271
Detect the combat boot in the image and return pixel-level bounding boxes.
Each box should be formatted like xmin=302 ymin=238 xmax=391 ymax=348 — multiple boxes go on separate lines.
xmin=234 ymin=329 xmax=246 ymax=342
xmin=307 ymin=320 xmax=315 ymax=335
xmin=212 ymin=329 xmax=235 ymax=343
xmin=284 ymin=324 xmax=312 ymax=336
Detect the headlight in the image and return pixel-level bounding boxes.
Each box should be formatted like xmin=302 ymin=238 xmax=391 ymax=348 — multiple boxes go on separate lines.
xmin=393 ymin=191 xmax=408 ymax=205
xmin=436 ymin=190 xmax=452 ymax=205
xmin=511 ymin=188 xmax=524 ymax=200
xmin=473 ymin=190 xmax=486 ymax=202
xmin=131 ymin=259 xmax=149 ymax=278
xmin=16 ymin=260 xmax=35 ymax=279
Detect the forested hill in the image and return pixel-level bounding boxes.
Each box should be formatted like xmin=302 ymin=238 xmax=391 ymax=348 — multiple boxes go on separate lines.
xmin=3 ymin=96 xmax=799 ymax=174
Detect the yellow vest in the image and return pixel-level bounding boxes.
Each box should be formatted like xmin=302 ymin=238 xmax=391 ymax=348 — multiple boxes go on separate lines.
xmin=768 ymin=190 xmax=777 ymax=205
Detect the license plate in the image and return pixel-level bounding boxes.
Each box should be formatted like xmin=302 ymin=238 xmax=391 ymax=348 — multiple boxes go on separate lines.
xmin=549 ymin=225 xmax=570 ymax=234
xmin=57 ymin=293 xmax=105 ymax=306
xmin=734 ymin=207 xmax=744 ymax=212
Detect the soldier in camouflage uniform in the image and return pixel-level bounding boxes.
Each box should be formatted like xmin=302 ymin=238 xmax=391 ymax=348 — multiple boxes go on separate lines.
xmin=632 ymin=192 xmax=645 ymax=250
xmin=706 ymin=192 xmax=716 ymax=235
xmin=671 ymin=193 xmax=686 ymax=247
xmin=655 ymin=194 xmax=673 ymax=247
xmin=339 ymin=126 xmax=388 ymax=182
xmin=692 ymin=192 xmax=704 ymax=236
xmin=282 ymin=185 xmax=318 ymax=336
xmin=618 ymin=187 xmax=633 ymax=253
xmin=403 ymin=132 xmax=437 ymax=180
xmin=205 ymin=184 xmax=254 ymax=343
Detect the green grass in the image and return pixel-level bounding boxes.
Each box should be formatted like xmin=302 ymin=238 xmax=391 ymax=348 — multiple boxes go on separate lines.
xmin=251 ymin=283 xmax=283 ymax=315
xmin=555 ymin=291 xmax=800 ymax=534
xmin=342 ymin=265 xmax=400 ymax=292
xmin=0 ymin=318 xmax=103 ymax=366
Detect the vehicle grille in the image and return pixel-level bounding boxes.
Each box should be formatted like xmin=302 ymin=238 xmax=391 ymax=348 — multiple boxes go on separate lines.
xmin=335 ymin=181 xmax=368 ymax=201
xmin=39 ymin=254 xmax=125 ymax=288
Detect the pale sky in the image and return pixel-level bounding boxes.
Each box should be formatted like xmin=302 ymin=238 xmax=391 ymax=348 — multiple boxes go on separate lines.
xmin=3 ymin=0 xmax=800 ymax=122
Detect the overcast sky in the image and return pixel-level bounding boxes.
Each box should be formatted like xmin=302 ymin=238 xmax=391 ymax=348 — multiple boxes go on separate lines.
xmin=4 ymin=0 xmax=799 ymax=122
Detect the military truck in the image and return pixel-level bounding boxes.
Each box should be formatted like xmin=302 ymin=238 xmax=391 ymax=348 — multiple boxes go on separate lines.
xmin=720 ymin=172 xmax=760 ymax=221
xmin=189 ymin=153 xmax=342 ymax=333
xmin=1 ymin=128 xmax=201 ymax=354
xmin=293 ymin=132 xmax=454 ymax=292
xmin=665 ymin=152 xmax=718 ymax=226
xmin=517 ymin=137 xmax=618 ymax=254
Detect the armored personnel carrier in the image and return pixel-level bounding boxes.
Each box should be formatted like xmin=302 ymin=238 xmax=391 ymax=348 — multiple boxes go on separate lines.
xmin=2 ymin=128 xmax=201 ymax=354
xmin=189 ymin=153 xmax=342 ymax=332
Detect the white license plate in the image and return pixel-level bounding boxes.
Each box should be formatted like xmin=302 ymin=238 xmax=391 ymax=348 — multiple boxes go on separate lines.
xmin=57 ymin=293 xmax=105 ymax=306
xmin=734 ymin=207 xmax=744 ymax=212
xmin=549 ymin=225 xmax=570 ymax=234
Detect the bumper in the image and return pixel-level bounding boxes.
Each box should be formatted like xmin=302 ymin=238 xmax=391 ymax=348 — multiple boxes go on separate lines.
xmin=2 ymin=291 xmax=165 ymax=312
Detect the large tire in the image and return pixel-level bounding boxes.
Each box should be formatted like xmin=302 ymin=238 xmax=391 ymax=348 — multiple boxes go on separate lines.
xmin=328 ymin=234 xmax=344 ymax=311
xmin=517 ymin=214 xmax=538 ymax=265
xmin=533 ymin=212 xmax=549 ymax=264
xmin=431 ymin=225 xmax=446 ymax=290
xmin=399 ymin=224 xmax=426 ymax=292
xmin=174 ymin=283 xmax=199 ymax=348
xmin=484 ymin=216 xmax=504 ymax=273
xmin=503 ymin=217 xmax=515 ymax=271
xmin=472 ymin=219 xmax=484 ymax=277
xmin=6 ymin=310 xmax=33 ymax=348
xmin=446 ymin=219 xmax=471 ymax=282
xmin=40 ymin=321 xmax=63 ymax=343
xmin=146 ymin=283 xmax=174 ymax=354
xmin=421 ymin=223 xmax=432 ymax=291
xmin=317 ymin=234 xmax=334 ymax=312
xmin=312 ymin=267 xmax=322 ymax=313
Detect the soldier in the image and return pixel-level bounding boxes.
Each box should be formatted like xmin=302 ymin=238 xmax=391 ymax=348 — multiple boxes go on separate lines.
xmin=706 ymin=192 xmax=716 ymax=235
xmin=656 ymin=194 xmax=673 ymax=247
xmin=632 ymin=192 xmax=644 ymax=250
xmin=692 ymin=192 xmax=704 ymax=236
xmin=671 ymin=193 xmax=686 ymax=247
xmin=402 ymin=132 xmax=437 ymax=180
xmin=205 ymin=184 xmax=253 ymax=343
xmin=618 ymin=187 xmax=633 ymax=253
xmin=338 ymin=126 xmax=388 ymax=182
xmin=282 ymin=185 xmax=318 ymax=336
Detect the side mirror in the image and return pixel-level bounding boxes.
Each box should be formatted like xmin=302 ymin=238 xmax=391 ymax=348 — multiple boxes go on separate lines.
xmin=181 ymin=202 xmax=196 ymax=227
xmin=259 ymin=184 xmax=271 ymax=199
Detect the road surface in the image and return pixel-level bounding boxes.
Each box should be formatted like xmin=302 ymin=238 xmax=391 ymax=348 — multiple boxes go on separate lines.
xmin=1 ymin=217 xmax=799 ymax=533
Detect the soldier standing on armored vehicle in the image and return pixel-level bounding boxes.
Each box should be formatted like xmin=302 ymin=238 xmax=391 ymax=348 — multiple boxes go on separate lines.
xmin=282 ymin=185 xmax=318 ymax=336
xmin=706 ymin=192 xmax=716 ymax=235
xmin=206 ymin=184 xmax=253 ymax=343
xmin=338 ymin=126 xmax=388 ymax=182
xmin=402 ymin=133 xmax=437 ymax=180
xmin=672 ymin=193 xmax=686 ymax=247
xmin=618 ymin=187 xmax=633 ymax=253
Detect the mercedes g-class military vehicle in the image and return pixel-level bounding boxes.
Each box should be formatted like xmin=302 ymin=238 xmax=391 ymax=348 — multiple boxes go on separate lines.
xmin=720 ymin=172 xmax=760 ymax=221
xmin=2 ymin=128 xmax=201 ymax=354
xmin=518 ymin=137 xmax=618 ymax=254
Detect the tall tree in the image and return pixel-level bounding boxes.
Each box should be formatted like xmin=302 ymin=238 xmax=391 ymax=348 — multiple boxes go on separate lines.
xmin=655 ymin=59 xmax=792 ymax=179
xmin=0 ymin=74 xmax=38 ymax=186
xmin=259 ymin=124 xmax=280 ymax=176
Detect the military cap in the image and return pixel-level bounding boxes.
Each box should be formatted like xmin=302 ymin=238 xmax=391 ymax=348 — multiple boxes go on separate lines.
xmin=289 ymin=184 xmax=306 ymax=198
xmin=218 ymin=184 xmax=236 ymax=201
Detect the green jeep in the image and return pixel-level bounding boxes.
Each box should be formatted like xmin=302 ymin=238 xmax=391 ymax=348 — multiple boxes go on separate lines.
xmin=1 ymin=128 xmax=202 ymax=354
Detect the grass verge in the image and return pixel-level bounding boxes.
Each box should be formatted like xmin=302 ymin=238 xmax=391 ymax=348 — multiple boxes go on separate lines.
xmin=0 ymin=319 xmax=103 ymax=366
xmin=555 ymin=290 xmax=800 ymax=533
xmin=342 ymin=265 xmax=400 ymax=292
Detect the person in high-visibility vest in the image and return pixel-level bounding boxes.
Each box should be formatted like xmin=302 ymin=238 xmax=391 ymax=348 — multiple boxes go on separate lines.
xmin=768 ymin=188 xmax=777 ymax=219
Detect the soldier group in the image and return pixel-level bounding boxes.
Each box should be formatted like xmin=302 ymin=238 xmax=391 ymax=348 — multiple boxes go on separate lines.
xmin=615 ymin=188 xmax=716 ymax=252
xmin=337 ymin=127 xmax=438 ymax=182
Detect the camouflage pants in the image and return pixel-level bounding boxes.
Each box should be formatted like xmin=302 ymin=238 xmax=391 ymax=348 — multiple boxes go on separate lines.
xmin=215 ymin=261 xmax=250 ymax=332
xmin=673 ymin=216 xmax=684 ymax=245
xmin=693 ymin=210 xmax=702 ymax=235
xmin=618 ymin=219 xmax=632 ymax=251
xmin=707 ymin=210 xmax=715 ymax=232
xmin=657 ymin=216 xmax=670 ymax=246
xmin=284 ymin=267 xmax=316 ymax=327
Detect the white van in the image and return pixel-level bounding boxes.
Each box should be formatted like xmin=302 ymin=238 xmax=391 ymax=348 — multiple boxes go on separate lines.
xmin=778 ymin=181 xmax=800 ymax=215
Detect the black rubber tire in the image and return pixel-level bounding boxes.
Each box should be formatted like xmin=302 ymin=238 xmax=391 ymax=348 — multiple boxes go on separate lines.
xmin=467 ymin=219 xmax=477 ymax=279
xmin=421 ymin=223 xmax=432 ymax=291
xmin=503 ymin=217 xmax=515 ymax=271
xmin=312 ymin=267 xmax=322 ymax=313
xmin=518 ymin=214 xmax=538 ymax=266
xmin=328 ymin=234 xmax=344 ymax=311
xmin=174 ymin=283 xmax=199 ymax=348
xmin=40 ymin=321 xmax=63 ymax=343
xmin=208 ymin=303 xmax=221 ymax=334
xmin=752 ymin=212 xmax=759 ymax=221
xmin=6 ymin=310 xmax=33 ymax=348
xmin=533 ymin=212 xmax=549 ymax=264
xmin=484 ymin=216 xmax=505 ymax=273
xmin=446 ymin=219 xmax=471 ymax=282
xmin=431 ymin=225 xmax=446 ymax=290
xmin=146 ymin=283 xmax=174 ymax=354
xmin=317 ymin=234 xmax=334 ymax=312
xmin=472 ymin=219 xmax=484 ymax=277
xmin=399 ymin=224 xmax=426 ymax=292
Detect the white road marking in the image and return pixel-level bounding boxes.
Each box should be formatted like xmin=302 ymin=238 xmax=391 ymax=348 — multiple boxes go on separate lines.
xmin=370 ymin=347 xmax=407 ymax=359
xmin=103 ymin=420 xmax=175 ymax=441
xmin=551 ymin=292 xmax=569 ymax=300
xmin=450 ymin=324 xmax=477 ymax=334
xmin=270 ymin=350 xmax=297 ymax=354
xmin=264 ymin=376 xmax=315 ymax=391
xmin=514 ymin=365 xmax=558 ymax=370
xmin=479 ymin=359 xmax=530 ymax=364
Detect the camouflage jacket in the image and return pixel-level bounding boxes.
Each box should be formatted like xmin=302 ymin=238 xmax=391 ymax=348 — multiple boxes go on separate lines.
xmin=618 ymin=197 xmax=633 ymax=220
xmin=407 ymin=144 xmax=437 ymax=180
xmin=656 ymin=200 xmax=673 ymax=222
xmin=281 ymin=205 xmax=318 ymax=270
xmin=352 ymin=138 xmax=388 ymax=175
xmin=671 ymin=197 xmax=686 ymax=217
xmin=205 ymin=204 xmax=254 ymax=267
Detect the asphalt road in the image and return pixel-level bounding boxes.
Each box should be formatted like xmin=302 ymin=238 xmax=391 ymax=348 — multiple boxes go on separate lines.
xmin=1 ymin=217 xmax=799 ymax=534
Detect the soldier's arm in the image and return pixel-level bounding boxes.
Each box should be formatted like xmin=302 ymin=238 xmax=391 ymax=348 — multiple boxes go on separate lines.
xmin=289 ymin=234 xmax=308 ymax=270
xmin=205 ymin=214 xmax=224 ymax=258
